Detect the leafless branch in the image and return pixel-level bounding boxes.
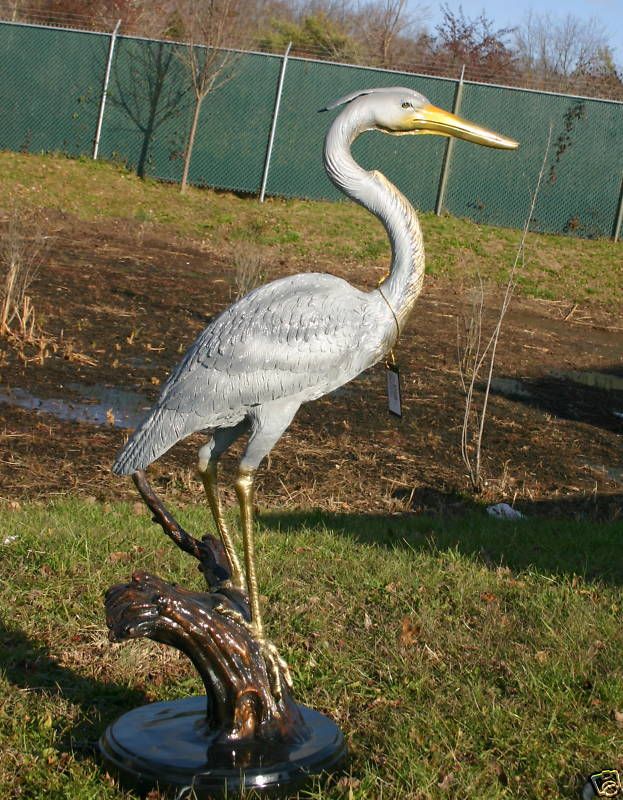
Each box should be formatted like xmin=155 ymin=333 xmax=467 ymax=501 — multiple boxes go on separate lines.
xmin=459 ymin=126 xmax=552 ymax=492
xmin=176 ymin=0 xmax=243 ymax=191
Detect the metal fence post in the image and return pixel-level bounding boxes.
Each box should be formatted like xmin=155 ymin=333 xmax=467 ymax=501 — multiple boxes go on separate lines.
xmin=93 ymin=19 xmax=121 ymax=160
xmin=435 ymin=64 xmax=465 ymax=216
xmin=613 ymin=172 xmax=623 ymax=242
xmin=259 ymin=41 xmax=292 ymax=203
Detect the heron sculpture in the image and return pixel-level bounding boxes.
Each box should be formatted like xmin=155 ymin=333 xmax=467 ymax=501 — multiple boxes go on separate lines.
xmin=113 ymin=86 xmax=517 ymax=682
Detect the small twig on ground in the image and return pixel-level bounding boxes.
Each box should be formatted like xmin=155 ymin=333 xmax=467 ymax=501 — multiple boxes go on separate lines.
xmin=563 ymin=303 xmax=578 ymax=321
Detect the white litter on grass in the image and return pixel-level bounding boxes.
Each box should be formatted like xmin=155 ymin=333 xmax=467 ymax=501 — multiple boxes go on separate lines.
xmin=486 ymin=503 xmax=525 ymax=521
xmin=2 ymin=535 xmax=18 ymax=545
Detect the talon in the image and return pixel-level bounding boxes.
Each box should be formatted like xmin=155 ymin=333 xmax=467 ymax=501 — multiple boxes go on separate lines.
xmin=214 ymin=604 xmax=291 ymax=698
xmin=258 ymin=638 xmax=292 ymax=700
xmin=214 ymin=603 xmax=248 ymax=626
xmin=214 ymin=577 xmax=247 ymax=594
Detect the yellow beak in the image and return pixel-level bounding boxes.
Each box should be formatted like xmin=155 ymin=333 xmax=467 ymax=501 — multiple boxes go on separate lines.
xmin=413 ymin=104 xmax=519 ymax=149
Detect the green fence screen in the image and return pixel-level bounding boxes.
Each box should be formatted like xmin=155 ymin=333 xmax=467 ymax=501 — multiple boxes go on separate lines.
xmin=1 ymin=20 xmax=622 ymax=239
xmin=0 ymin=23 xmax=108 ymax=155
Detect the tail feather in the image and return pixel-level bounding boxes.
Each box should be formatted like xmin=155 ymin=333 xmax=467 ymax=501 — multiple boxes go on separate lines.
xmin=112 ymin=406 xmax=194 ymax=475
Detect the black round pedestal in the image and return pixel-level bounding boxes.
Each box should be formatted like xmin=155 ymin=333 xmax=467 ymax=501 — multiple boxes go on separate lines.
xmin=99 ymin=696 xmax=347 ymax=798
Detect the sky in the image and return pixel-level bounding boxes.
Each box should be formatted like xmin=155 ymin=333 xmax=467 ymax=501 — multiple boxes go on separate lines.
xmin=417 ymin=0 xmax=623 ymax=64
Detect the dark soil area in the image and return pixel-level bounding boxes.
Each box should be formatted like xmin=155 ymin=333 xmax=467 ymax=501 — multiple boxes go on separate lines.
xmin=1 ymin=216 xmax=621 ymax=520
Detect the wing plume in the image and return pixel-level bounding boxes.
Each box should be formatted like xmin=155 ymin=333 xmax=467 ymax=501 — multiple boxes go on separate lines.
xmin=112 ymin=406 xmax=195 ymax=475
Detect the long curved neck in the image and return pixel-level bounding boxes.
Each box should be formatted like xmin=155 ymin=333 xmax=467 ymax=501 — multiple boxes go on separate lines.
xmin=324 ymin=103 xmax=425 ymax=332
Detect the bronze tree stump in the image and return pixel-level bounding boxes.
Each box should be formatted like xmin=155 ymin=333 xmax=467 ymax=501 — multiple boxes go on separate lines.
xmin=99 ymin=471 xmax=346 ymax=798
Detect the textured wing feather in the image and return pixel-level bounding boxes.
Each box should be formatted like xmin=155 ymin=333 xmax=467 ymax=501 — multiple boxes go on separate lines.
xmin=113 ymin=273 xmax=391 ymax=474
xmin=159 ymin=273 xmax=387 ymax=416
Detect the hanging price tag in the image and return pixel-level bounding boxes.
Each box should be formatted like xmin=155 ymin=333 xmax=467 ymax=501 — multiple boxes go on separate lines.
xmin=386 ymin=363 xmax=402 ymax=418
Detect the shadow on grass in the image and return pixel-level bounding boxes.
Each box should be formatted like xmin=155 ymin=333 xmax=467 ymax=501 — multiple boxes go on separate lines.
xmin=397 ymin=485 xmax=622 ymax=523
xmin=0 ymin=623 xmax=147 ymax=759
xmin=260 ymin=490 xmax=623 ymax=586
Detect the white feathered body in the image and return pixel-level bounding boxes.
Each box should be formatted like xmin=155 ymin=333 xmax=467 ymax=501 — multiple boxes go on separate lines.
xmin=113 ymin=272 xmax=395 ymax=474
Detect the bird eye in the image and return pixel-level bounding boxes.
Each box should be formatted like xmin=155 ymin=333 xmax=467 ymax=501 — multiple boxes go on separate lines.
xmin=401 ymin=101 xmax=412 ymax=109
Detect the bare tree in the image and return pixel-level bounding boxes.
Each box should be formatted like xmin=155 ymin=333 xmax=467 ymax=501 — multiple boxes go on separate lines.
xmin=458 ymin=128 xmax=551 ymax=493
xmin=514 ymin=12 xmax=613 ymax=83
xmin=355 ymin=0 xmax=424 ymax=67
xmin=110 ymin=39 xmax=191 ymax=178
xmin=177 ymin=0 xmax=243 ymax=193
xmin=434 ymin=4 xmax=516 ymax=78
xmin=299 ymin=0 xmax=356 ymax=27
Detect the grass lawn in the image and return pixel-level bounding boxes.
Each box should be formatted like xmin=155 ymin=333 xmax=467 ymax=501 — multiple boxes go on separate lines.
xmin=1 ymin=151 xmax=621 ymax=307
xmin=1 ymin=499 xmax=622 ymax=798
xmin=1 ymin=149 xmax=621 ymax=798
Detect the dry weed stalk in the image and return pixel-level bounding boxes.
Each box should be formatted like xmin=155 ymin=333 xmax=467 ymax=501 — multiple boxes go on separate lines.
xmin=1 ymin=207 xmax=42 ymax=331
xmin=458 ymin=128 xmax=552 ymax=492
xmin=0 ymin=207 xmax=95 ymax=367
xmin=231 ymin=242 xmax=269 ymax=299
xmin=0 ymin=205 xmax=54 ymax=363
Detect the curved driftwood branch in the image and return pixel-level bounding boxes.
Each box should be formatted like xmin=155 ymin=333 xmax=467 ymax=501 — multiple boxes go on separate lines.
xmin=132 ymin=469 xmax=230 ymax=589
xmin=105 ymin=472 xmax=302 ymax=743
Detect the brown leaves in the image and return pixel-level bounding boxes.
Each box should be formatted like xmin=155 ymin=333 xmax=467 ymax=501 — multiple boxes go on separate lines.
xmin=107 ymin=550 xmax=132 ymax=564
xmin=399 ymin=616 xmax=421 ymax=649
xmin=335 ymin=775 xmax=361 ymax=798
xmin=438 ymin=770 xmax=455 ymax=791
xmin=370 ymin=696 xmax=401 ymax=709
xmin=534 ymin=650 xmax=548 ymax=665
xmin=108 ymin=545 xmax=146 ymax=564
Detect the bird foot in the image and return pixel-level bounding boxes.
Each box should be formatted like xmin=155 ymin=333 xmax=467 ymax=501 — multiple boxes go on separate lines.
xmin=214 ymin=603 xmax=248 ymax=626
xmin=215 ymin=577 xmax=247 ymax=594
xmin=214 ymin=603 xmax=292 ymax=699
xmin=259 ymin=638 xmax=293 ymax=701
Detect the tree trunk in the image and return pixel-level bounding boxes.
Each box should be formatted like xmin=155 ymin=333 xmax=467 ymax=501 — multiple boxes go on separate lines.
xmin=180 ymin=93 xmax=203 ymax=193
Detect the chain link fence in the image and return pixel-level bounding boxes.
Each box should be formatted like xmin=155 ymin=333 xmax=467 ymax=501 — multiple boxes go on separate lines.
xmin=1 ymin=19 xmax=622 ymax=240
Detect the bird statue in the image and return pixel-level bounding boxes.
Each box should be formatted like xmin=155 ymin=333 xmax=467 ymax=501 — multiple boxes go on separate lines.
xmin=113 ymin=86 xmax=517 ymax=684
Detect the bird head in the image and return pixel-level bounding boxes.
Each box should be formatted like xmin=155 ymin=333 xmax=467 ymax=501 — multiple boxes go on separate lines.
xmin=324 ymin=86 xmax=518 ymax=150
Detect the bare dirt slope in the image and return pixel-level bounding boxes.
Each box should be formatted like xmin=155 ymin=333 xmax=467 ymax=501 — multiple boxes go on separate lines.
xmin=1 ymin=216 xmax=621 ymax=519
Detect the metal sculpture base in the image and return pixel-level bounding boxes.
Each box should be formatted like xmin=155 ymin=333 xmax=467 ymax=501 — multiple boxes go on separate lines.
xmin=100 ymin=471 xmax=346 ymax=798
xmin=100 ymin=696 xmax=346 ymax=798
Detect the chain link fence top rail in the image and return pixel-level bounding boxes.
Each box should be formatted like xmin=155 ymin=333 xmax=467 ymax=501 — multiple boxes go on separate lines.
xmin=1 ymin=20 xmax=622 ymax=239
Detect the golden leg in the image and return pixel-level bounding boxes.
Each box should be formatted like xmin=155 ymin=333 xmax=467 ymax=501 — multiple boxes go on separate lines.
xmin=233 ymin=466 xmax=292 ymax=699
xmin=200 ymin=461 xmax=245 ymax=590
xmin=234 ymin=467 xmax=263 ymax=638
